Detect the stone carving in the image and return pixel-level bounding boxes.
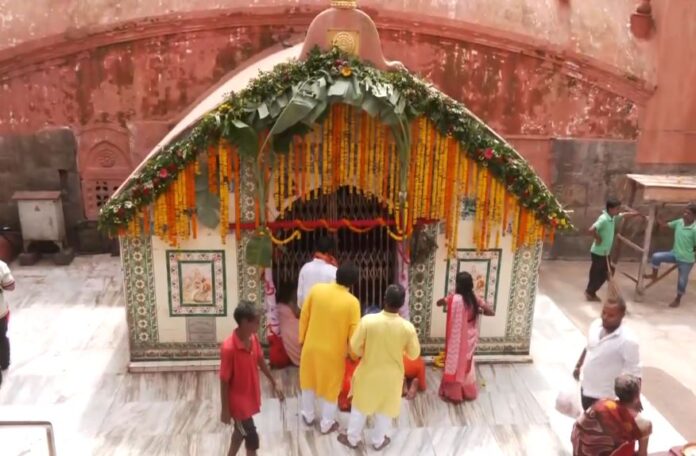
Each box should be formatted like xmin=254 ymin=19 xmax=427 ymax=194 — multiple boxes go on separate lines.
xmin=329 ymin=30 xmax=360 ymax=55
xmin=77 ymin=126 xmax=132 ymax=219
xmin=96 ymin=148 xmax=117 ymax=168
xmin=330 ymin=0 xmax=357 ymax=8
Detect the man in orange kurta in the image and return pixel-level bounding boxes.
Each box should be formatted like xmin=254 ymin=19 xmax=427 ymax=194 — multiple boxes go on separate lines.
xmin=299 ymin=262 xmax=361 ymax=434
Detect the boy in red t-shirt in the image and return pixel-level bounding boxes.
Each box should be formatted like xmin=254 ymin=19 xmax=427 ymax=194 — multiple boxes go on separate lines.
xmin=220 ymin=302 xmax=284 ymax=455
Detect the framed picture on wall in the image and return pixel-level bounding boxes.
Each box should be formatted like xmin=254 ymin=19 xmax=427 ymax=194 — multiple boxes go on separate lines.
xmin=444 ymin=249 xmax=501 ymax=311
xmin=167 ymin=250 xmax=227 ymax=316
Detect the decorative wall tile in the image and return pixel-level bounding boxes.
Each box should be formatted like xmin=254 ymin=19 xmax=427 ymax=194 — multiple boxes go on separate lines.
xmin=166 ymin=250 xmax=226 ymax=316
xmin=444 ymin=249 xmax=502 ymax=312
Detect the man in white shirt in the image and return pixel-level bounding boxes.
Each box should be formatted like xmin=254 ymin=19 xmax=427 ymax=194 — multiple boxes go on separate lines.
xmin=573 ymin=297 xmax=641 ymax=411
xmin=297 ymin=237 xmax=338 ymax=308
xmin=0 ymin=259 xmax=16 ymax=386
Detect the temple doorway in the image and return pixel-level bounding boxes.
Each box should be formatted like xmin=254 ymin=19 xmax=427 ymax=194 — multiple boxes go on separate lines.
xmin=272 ymin=187 xmax=396 ymax=311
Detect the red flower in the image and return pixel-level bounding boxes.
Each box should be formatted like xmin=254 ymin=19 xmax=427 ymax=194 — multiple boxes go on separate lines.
xmin=167 ymin=163 xmax=177 ymax=173
xmin=159 ymin=168 xmax=168 ymax=178
xmin=483 ymin=148 xmax=494 ymax=160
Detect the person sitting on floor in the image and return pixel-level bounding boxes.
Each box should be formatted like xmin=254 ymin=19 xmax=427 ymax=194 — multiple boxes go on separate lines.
xmin=571 ymin=374 xmax=652 ymax=456
xmin=275 ymin=284 xmax=301 ymax=366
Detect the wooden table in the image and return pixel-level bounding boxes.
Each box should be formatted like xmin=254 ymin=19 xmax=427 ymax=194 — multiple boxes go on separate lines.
xmin=613 ymin=174 xmax=696 ymax=300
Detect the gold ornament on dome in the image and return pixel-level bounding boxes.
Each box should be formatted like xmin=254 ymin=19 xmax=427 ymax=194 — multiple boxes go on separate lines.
xmin=330 ymin=0 xmax=357 ymax=8
xmin=331 ymin=31 xmax=359 ymax=54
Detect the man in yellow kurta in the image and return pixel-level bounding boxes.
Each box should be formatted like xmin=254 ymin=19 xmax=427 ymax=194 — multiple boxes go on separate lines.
xmin=338 ymin=284 xmax=420 ymax=451
xmin=299 ymin=261 xmax=361 ymax=434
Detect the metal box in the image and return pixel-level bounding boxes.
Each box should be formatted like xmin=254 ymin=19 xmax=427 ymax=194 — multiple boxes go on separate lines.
xmin=12 ymin=191 xmax=66 ymax=243
xmin=12 ymin=191 xmax=73 ymax=265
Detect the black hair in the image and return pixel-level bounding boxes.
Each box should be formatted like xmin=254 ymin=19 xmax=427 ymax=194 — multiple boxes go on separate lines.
xmin=316 ymin=236 xmax=335 ymax=255
xmin=604 ymin=296 xmax=627 ymax=313
xmin=687 ymin=202 xmax=696 ymax=216
xmin=455 ymin=271 xmax=480 ymax=318
xmin=336 ymin=261 xmax=359 ymax=288
xmin=606 ymin=197 xmax=621 ymax=211
xmin=384 ymin=284 xmax=406 ymax=310
xmin=276 ymin=283 xmax=297 ymax=304
xmin=233 ymin=301 xmax=259 ymax=325
xmin=615 ymin=374 xmax=641 ymax=403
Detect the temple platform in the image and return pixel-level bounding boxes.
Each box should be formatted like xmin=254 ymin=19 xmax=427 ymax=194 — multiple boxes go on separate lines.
xmin=0 ymin=255 xmax=686 ymax=455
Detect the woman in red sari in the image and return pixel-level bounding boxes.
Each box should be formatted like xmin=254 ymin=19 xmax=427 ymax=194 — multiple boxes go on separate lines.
xmin=572 ymin=374 xmax=652 ymax=456
xmin=438 ymin=271 xmax=495 ymax=403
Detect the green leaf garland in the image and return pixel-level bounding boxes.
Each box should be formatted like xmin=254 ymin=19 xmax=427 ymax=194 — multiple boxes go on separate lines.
xmin=98 ymin=47 xmax=573 ymax=236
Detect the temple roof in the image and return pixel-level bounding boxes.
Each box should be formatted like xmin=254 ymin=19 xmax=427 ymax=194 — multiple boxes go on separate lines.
xmin=99 ymin=45 xmax=572 ymax=234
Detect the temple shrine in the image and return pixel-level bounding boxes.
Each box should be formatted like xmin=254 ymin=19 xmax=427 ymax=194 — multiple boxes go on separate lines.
xmin=100 ymin=0 xmax=571 ymax=367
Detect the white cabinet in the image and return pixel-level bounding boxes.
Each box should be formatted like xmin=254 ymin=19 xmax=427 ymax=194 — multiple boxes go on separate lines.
xmin=12 ymin=191 xmax=73 ymax=265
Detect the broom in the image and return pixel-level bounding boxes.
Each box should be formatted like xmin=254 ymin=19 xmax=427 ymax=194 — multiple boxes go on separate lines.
xmin=605 ymin=256 xmax=626 ymax=307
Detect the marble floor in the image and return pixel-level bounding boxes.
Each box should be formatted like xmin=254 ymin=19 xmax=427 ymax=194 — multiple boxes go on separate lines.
xmin=0 ymin=255 xmax=687 ymax=455
xmin=539 ymin=259 xmax=696 ymax=441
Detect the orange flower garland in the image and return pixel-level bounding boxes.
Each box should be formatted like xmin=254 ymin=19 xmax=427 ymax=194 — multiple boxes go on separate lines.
xmin=121 ymin=104 xmax=552 ymax=253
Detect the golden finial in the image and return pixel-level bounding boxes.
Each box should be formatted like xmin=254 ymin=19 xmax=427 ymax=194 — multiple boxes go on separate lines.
xmin=330 ymin=0 xmax=357 ymax=8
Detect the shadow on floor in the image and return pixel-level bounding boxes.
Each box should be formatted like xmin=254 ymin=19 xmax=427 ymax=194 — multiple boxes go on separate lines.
xmin=642 ymin=366 xmax=696 ymax=442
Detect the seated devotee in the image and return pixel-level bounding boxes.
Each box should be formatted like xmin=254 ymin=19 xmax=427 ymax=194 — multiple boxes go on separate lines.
xmin=338 ymin=301 xmax=426 ymax=412
xmin=338 ymin=284 xmax=420 ymax=451
xmin=571 ymin=374 xmax=652 ymax=456
xmin=275 ymin=285 xmax=301 ymax=366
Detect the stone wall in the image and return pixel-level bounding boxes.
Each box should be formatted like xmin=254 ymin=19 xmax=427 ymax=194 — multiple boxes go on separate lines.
xmin=0 ymin=128 xmax=83 ymax=247
xmin=548 ymin=139 xmax=696 ymax=260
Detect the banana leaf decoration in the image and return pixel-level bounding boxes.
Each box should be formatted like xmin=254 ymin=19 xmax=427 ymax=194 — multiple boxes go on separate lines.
xmin=245 ymin=229 xmax=273 ymax=268
xmin=195 ymin=153 xmax=220 ymax=229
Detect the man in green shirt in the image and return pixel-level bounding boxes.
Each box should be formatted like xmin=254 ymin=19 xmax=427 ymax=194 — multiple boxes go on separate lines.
xmin=586 ymin=198 xmax=641 ymax=302
xmin=646 ymin=203 xmax=696 ymax=308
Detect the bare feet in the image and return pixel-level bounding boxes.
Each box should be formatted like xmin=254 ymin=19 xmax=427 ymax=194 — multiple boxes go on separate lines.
xmin=669 ymin=298 xmax=681 ymax=308
xmin=373 ymin=436 xmax=391 ymax=451
xmin=584 ymin=291 xmax=601 ymax=302
xmin=406 ymin=378 xmax=419 ymax=400
xmin=337 ymin=433 xmax=359 ymax=449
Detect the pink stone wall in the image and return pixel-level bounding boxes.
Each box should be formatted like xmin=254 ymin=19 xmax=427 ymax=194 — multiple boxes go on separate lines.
xmin=0 ymin=0 xmax=653 ymax=81
xmin=637 ymin=0 xmax=696 ymax=164
xmin=2 ymin=0 xmax=694 ymax=224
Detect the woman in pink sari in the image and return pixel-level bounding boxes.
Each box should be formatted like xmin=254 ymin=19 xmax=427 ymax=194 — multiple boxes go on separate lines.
xmin=438 ymin=271 xmax=495 ymax=402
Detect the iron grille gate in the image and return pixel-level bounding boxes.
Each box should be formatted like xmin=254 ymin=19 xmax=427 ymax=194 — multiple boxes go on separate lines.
xmin=272 ymin=187 xmax=395 ymax=311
